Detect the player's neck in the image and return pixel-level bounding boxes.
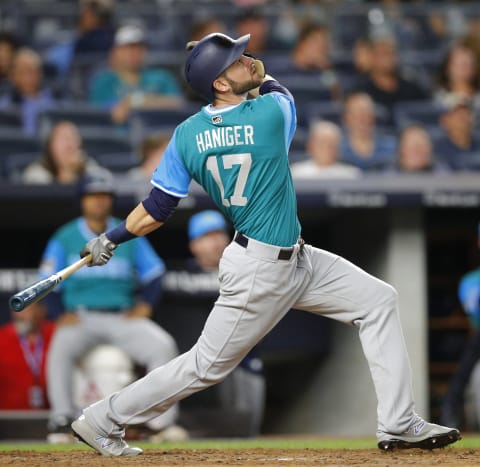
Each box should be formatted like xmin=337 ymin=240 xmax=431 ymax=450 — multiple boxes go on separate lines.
xmin=86 ymin=218 xmax=108 ymax=235
xmin=212 ymin=94 xmax=246 ymax=108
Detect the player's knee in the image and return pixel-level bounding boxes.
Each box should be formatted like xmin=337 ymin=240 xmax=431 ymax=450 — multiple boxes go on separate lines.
xmin=194 ymin=351 xmax=231 ymax=386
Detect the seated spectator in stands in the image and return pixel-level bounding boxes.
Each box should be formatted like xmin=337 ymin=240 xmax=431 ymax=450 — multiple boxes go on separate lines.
xmin=74 ymin=0 xmax=116 ymax=58
xmin=356 ymin=34 xmax=430 ymax=125
xmin=394 ymin=125 xmax=444 ymax=173
xmin=290 ymin=120 xmax=361 ymax=179
xmin=273 ymin=22 xmax=342 ymax=102
xmin=189 ymin=17 xmax=227 ymax=42
xmin=126 ymin=133 xmax=169 ymax=184
xmin=0 ymin=48 xmax=58 ymax=136
xmin=45 ymin=0 xmax=116 ymax=80
xmin=433 ymin=96 xmax=480 ymax=170
xmin=434 ymin=40 xmax=480 ymax=107
xmin=0 ymin=31 xmax=20 ymax=93
xmin=234 ymin=8 xmax=271 ymax=56
xmin=340 ymin=92 xmax=397 ymax=171
xmin=462 ymin=13 xmax=480 ymax=69
xmin=89 ymin=24 xmax=183 ymax=125
xmin=0 ymin=300 xmax=54 ymax=410
xmin=125 ymin=132 xmax=170 ymax=201
xmin=352 ymin=37 xmax=373 ymax=79
xmin=21 ymin=121 xmax=111 ymax=184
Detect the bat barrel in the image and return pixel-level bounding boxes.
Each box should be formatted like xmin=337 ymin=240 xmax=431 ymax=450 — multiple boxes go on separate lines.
xmin=8 ymin=275 xmax=60 ymax=312
xmin=9 ymin=294 xmax=26 ymax=312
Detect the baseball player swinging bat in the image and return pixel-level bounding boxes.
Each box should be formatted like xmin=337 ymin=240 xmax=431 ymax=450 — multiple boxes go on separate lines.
xmin=9 ymin=254 xmax=92 ymax=312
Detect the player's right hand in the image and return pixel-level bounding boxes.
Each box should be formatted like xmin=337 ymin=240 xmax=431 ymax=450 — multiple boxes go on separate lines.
xmin=80 ymin=233 xmax=117 ymax=266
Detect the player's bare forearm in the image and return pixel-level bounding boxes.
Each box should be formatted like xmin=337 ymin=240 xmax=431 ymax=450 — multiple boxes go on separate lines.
xmin=125 ymin=203 xmax=163 ymax=237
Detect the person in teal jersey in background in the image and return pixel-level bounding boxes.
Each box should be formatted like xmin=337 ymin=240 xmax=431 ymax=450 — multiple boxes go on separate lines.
xmin=40 ymin=173 xmax=185 ymax=444
xmin=71 ymin=32 xmax=459 ymax=456
xmin=441 ymin=222 xmax=480 ymax=428
xmin=89 ymin=24 xmax=183 ymax=125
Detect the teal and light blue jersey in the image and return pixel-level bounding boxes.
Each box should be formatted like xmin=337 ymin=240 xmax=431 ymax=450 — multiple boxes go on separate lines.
xmin=458 ymin=269 xmax=480 ymax=330
xmin=40 ymin=217 xmax=165 ymax=311
xmin=151 ymin=92 xmax=301 ymax=247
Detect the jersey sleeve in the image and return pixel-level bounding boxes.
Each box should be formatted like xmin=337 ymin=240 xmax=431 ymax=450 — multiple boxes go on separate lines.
xmin=268 ymin=92 xmax=297 ymax=151
xmin=39 ymin=238 xmax=66 ymax=282
xmin=150 ymin=129 xmax=191 ymax=197
xmin=133 ymin=237 xmax=166 ymax=284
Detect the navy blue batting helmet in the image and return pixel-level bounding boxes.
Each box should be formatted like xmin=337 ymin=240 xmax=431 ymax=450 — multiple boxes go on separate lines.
xmin=184 ymin=33 xmax=250 ymax=102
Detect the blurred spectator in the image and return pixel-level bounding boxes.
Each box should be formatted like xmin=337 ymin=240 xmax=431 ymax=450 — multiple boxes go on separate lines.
xmin=89 ymin=24 xmax=183 ymax=125
xmin=440 ymin=223 xmax=480 ymax=429
xmin=74 ymin=0 xmax=116 ymax=57
xmin=434 ymin=40 xmax=480 ymax=107
xmin=353 ymin=37 xmax=373 ymax=78
xmin=434 ymin=96 xmax=480 ymax=170
xmin=125 ymin=132 xmax=170 ymax=201
xmin=161 ymin=210 xmax=266 ymax=437
xmin=188 ymin=17 xmax=227 ymax=42
xmin=42 ymin=173 xmax=186 ymax=443
xmin=290 ymin=120 xmax=361 ymax=179
xmin=126 ymin=133 xmax=169 ymax=184
xmin=0 ymin=300 xmax=54 ymax=410
xmin=340 ymin=92 xmax=397 ymax=171
xmin=234 ymin=8 xmax=271 ymax=56
xmin=44 ymin=0 xmax=115 ymax=79
xmin=272 ymin=22 xmax=342 ymax=102
xmin=462 ymin=12 xmax=480 ymax=65
xmin=0 ymin=31 xmax=20 ymax=93
xmin=394 ymin=125 xmax=443 ymax=173
xmin=356 ymin=34 xmax=430 ymax=125
xmin=0 ymin=48 xmax=58 ymax=136
xmin=21 ymin=121 xmax=111 ymax=185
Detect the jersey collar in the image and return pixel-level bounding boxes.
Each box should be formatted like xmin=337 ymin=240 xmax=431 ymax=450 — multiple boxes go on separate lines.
xmin=79 ymin=217 xmax=117 ymax=240
xmin=203 ymin=103 xmax=241 ymax=115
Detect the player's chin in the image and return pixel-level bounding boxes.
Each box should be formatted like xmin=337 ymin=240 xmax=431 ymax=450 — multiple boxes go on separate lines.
xmin=245 ymin=76 xmax=263 ymax=92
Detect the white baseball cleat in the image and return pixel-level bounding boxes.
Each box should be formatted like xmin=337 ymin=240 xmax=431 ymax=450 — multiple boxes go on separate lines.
xmin=377 ymin=415 xmax=461 ymax=451
xmin=71 ymin=415 xmax=143 ymax=456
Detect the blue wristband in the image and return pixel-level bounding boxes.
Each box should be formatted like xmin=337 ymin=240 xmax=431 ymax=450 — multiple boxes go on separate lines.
xmin=105 ymin=220 xmax=137 ymax=245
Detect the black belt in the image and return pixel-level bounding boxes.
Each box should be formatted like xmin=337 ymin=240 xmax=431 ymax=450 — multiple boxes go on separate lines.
xmin=234 ymin=233 xmax=303 ymax=260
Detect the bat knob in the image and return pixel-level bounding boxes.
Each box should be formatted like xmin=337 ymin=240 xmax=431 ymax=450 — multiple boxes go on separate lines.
xmin=9 ymin=295 xmax=25 ymax=312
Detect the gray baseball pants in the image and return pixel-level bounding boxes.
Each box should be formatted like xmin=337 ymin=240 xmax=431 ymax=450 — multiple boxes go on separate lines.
xmin=84 ymin=238 xmax=415 ymax=438
xmin=47 ymin=311 xmax=179 ymax=429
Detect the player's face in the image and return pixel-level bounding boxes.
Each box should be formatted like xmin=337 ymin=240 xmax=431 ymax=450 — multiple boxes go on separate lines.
xmin=82 ymin=193 xmax=113 ymax=222
xmin=221 ymin=55 xmax=263 ymax=95
xmin=190 ymin=230 xmax=230 ymax=271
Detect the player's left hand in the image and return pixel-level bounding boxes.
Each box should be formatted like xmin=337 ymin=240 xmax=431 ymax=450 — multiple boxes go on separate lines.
xmin=80 ymin=233 xmax=117 ymax=266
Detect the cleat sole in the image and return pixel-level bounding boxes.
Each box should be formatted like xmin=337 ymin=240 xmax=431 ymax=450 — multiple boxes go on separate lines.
xmin=378 ymin=430 xmax=461 ymax=451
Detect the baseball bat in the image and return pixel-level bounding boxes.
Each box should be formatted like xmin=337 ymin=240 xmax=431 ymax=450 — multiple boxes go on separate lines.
xmin=9 ymin=254 xmax=92 ymax=312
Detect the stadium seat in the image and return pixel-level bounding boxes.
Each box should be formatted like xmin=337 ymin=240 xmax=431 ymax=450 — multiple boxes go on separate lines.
xmin=0 ymin=109 xmax=23 ymax=129
xmin=4 ymin=152 xmax=39 ymax=181
xmin=0 ymin=130 xmax=42 ymax=177
xmin=94 ymin=152 xmax=139 ymax=174
xmin=38 ymin=105 xmax=114 ymax=138
xmin=80 ymin=129 xmax=133 ymax=160
xmin=129 ymin=105 xmax=200 ymax=143
xmin=393 ymin=101 xmax=443 ymax=132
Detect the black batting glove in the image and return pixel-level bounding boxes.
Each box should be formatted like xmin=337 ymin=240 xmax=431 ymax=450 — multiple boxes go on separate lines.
xmin=80 ymin=233 xmax=117 ymax=266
